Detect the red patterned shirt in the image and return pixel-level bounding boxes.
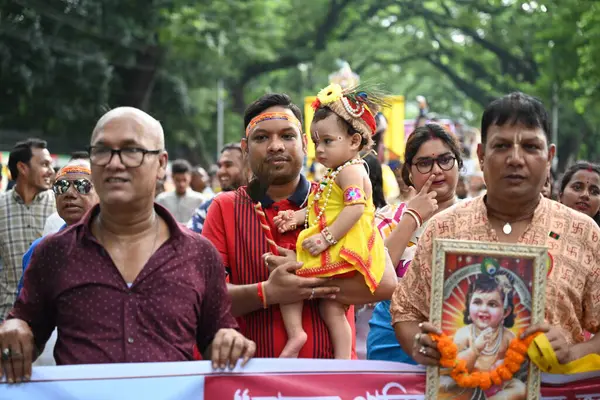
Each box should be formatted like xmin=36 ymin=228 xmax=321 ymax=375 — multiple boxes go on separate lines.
xmin=9 ymin=203 xmax=237 ymax=365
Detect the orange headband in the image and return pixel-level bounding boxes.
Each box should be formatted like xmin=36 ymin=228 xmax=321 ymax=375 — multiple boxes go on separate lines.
xmin=55 ymin=165 xmax=91 ymax=180
xmin=245 ymin=112 xmax=302 ymax=137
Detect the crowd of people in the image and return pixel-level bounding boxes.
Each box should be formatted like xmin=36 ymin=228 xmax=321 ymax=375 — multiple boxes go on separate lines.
xmin=0 ymin=88 xmax=598 ymax=394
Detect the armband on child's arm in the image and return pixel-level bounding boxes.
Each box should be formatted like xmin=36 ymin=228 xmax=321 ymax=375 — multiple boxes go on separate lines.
xmin=343 ymin=186 xmax=367 ymax=206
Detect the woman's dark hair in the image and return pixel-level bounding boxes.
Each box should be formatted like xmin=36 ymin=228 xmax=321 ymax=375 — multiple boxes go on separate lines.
xmin=463 ymin=273 xmax=515 ymax=328
xmin=312 ymin=107 xmax=368 ymax=149
xmin=243 ymin=93 xmax=303 ymax=132
xmin=401 ymin=124 xmax=463 ymax=186
xmin=560 ymin=161 xmax=600 ymax=226
xmin=481 ymin=92 xmax=550 ymax=144
xmin=363 ymin=153 xmax=386 ymax=209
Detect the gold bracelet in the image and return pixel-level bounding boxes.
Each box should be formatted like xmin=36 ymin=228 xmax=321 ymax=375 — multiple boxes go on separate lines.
xmin=321 ymin=226 xmax=338 ymax=245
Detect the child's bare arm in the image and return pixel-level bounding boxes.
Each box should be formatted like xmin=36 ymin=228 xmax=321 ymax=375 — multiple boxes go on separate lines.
xmin=326 ymin=164 xmax=366 ymax=241
xmin=454 ymin=326 xmax=479 ymax=369
xmin=274 ymin=208 xmax=307 ymax=233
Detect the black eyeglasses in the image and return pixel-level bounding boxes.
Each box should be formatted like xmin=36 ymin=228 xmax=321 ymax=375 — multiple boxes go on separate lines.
xmin=412 ymin=154 xmax=456 ymax=174
xmin=53 ymin=179 xmax=93 ymax=195
xmin=87 ymin=146 xmax=162 ymax=168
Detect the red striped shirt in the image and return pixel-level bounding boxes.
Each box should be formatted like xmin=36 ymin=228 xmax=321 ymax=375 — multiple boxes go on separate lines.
xmin=202 ymin=175 xmax=356 ymax=358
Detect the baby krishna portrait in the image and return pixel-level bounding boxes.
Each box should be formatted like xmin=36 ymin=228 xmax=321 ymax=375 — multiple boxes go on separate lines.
xmin=437 ymin=255 xmax=536 ymax=400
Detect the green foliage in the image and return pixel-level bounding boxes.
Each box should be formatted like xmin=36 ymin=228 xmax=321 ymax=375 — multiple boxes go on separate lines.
xmin=1 ymin=0 xmax=599 ymax=168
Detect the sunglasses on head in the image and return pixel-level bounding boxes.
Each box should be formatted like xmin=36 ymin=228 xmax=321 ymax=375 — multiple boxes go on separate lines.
xmin=53 ymin=178 xmax=93 ymax=195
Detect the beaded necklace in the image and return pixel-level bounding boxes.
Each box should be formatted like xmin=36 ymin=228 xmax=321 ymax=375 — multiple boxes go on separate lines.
xmin=304 ymin=158 xmax=364 ymax=229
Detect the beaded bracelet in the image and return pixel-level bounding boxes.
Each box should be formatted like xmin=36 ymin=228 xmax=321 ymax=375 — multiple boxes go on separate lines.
xmin=404 ymin=209 xmax=422 ymax=229
xmin=257 ymin=281 xmax=268 ymax=309
xmin=321 ymin=226 xmax=338 ymax=246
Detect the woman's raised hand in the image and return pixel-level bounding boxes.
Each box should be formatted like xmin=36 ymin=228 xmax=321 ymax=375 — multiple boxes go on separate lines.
xmin=406 ymin=175 xmax=439 ymax=223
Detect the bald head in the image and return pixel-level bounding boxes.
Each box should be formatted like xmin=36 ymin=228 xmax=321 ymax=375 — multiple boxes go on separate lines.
xmin=92 ymin=107 xmax=165 ymax=149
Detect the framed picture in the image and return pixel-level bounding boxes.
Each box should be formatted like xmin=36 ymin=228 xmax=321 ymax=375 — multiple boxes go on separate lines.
xmin=427 ymin=239 xmax=549 ymax=400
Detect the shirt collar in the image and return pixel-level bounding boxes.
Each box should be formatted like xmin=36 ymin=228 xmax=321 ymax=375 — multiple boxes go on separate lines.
xmin=78 ymin=202 xmax=186 ymax=242
xmin=477 ymin=194 xmax=549 ymax=229
xmin=260 ymin=174 xmax=311 ymax=208
xmin=11 ymin=188 xmax=52 ymax=205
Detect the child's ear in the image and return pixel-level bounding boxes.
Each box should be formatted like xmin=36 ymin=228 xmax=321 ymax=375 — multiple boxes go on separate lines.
xmin=351 ymin=133 xmax=362 ymax=149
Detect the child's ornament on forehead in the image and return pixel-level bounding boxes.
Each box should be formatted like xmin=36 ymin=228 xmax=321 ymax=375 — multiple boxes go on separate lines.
xmin=245 ymin=112 xmax=302 ymax=137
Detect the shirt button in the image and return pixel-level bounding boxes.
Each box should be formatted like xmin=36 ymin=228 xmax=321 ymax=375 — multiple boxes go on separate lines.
xmin=127 ymin=337 xmax=134 ymax=344
xmin=274 ymin=206 xmax=279 ymax=211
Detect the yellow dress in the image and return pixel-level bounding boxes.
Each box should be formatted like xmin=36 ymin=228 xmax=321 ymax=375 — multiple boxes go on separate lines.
xmin=296 ymin=181 xmax=386 ymax=293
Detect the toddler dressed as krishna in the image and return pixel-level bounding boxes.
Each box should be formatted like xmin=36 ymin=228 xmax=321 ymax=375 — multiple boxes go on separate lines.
xmin=274 ymin=83 xmax=387 ymax=359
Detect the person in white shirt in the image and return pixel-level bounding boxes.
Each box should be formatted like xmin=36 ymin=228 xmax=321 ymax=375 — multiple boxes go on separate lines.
xmin=191 ymin=166 xmax=215 ymax=198
xmin=155 ymin=159 xmax=204 ymax=222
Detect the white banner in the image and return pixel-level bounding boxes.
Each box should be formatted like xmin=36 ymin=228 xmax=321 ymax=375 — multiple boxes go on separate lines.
xmin=1 ymin=359 xmax=600 ymax=400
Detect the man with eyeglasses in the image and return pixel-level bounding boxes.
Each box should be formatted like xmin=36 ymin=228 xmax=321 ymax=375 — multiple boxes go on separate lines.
xmin=0 ymin=107 xmax=254 ymax=383
xmin=16 ymin=158 xmax=98 ymax=367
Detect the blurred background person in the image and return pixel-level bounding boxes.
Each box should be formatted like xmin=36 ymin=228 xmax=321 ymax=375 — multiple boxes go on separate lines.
xmin=542 ymin=170 xmax=555 ymax=199
xmin=372 ymin=113 xmax=400 ymax=204
xmin=188 ymin=143 xmax=247 ymax=234
xmin=559 ymin=161 xmax=600 ymax=225
xmin=466 ymin=170 xmax=486 ymax=198
xmin=391 ymin=161 xmax=415 ymax=204
xmin=0 ymin=138 xmax=55 ymax=321
xmin=156 ymin=159 xmax=205 ymax=223
xmin=191 ymin=165 xmax=214 ymax=198
xmin=455 ymin=174 xmax=468 ymax=200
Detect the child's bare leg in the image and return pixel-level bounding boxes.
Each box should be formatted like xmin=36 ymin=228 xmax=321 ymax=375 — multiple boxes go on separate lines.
xmin=279 ymin=302 xmax=307 ymax=358
xmin=319 ymin=299 xmax=352 ymax=359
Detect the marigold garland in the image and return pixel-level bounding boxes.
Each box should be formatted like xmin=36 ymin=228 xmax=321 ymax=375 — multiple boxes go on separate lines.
xmin=429 ymin=332 xmax=540 ymax=391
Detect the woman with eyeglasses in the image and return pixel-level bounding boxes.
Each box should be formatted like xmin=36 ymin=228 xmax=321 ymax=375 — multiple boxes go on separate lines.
xmin=367 ymin=124 xmax=462 ymax=363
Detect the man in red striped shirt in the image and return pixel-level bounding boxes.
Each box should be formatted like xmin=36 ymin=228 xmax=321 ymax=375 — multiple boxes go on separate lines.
xmin=202 ymin=94 xmax=397 ymax=358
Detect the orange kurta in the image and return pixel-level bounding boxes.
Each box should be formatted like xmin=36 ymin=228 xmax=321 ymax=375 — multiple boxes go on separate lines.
xmin=391 ymin=195 xmax=600 ymax=344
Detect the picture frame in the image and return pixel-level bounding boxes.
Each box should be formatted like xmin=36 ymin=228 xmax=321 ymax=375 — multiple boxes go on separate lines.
xmin=427 ymin=239 xmax=549 ymax=400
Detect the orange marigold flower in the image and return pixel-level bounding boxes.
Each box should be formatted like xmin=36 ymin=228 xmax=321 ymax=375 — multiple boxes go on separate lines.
xmin=440 ymin=359 xmax=455 ymax=368
xmin=479 ymin=372 xmax=493 ymax=391
xmin=505 ymin=360 xmax=522 ymax=373
xmin=441 ymin=347 xmax=457 ymax=359
xmin=506 ymin=349 xmax=525 ymax=364
xmin=490 ymin=370 xmax=502 ymax=386
xmin=497 ymin=366 xmax=513 ymax=380
xmin=509 ymin=340 xmax=528 ymax=355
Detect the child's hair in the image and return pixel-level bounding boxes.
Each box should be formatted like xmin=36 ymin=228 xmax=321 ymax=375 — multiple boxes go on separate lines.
xmin=463 ymin=273 xmax=516 ymax=328
xmin=312 ymin=107 xmax=368 ymax=150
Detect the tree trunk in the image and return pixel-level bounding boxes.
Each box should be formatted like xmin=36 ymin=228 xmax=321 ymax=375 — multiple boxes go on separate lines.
xmin=115 ymin=45 xmax=163 ymax=109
